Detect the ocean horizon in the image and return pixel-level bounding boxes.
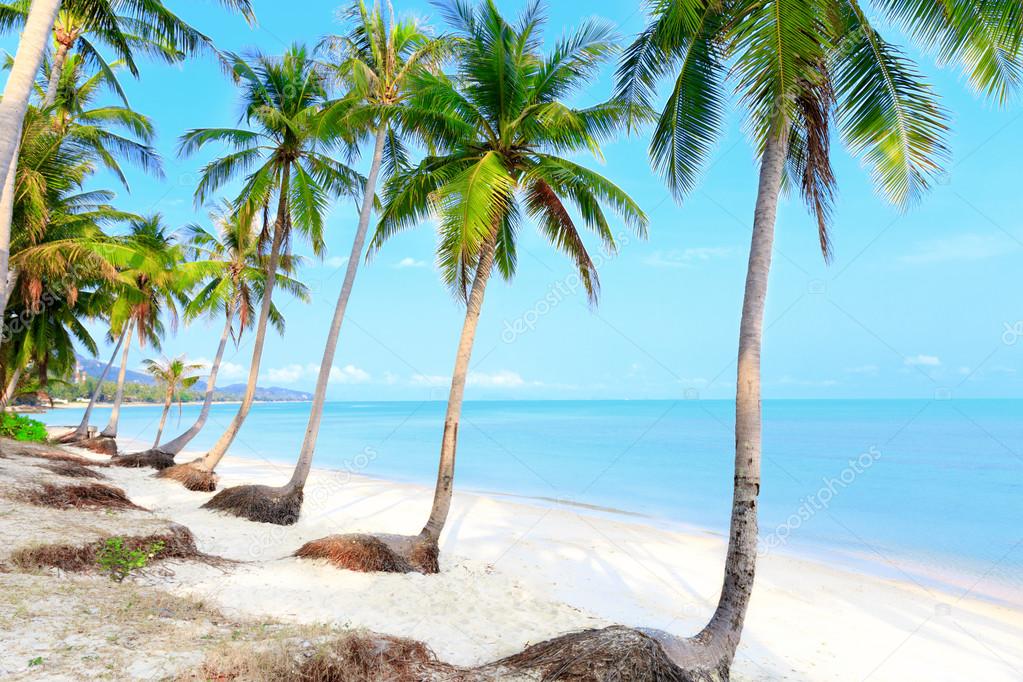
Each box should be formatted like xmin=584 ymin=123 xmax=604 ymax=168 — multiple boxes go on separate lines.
xmin=39 ymin=398 xmax=1023 ymax=604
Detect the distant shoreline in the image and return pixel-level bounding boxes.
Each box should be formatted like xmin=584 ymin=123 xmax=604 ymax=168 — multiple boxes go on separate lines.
xmin=40 ymin=398 xmax=311 ymax=409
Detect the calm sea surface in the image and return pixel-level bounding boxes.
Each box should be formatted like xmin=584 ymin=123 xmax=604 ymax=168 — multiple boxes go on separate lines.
xmin=38 ymin=399 xmax=1022 ymax=601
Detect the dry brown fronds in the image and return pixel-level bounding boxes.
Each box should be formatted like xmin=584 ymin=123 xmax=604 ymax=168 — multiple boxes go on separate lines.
xmin=202 ymin=484 xmax=302 ymax=525
xmin=158 ymin=462 xmax=218 ymax=492
xmin=491 ymin=626 xmax=692 ymax=681
xmin=17 ymin=482 xmax=144 ymax=511
xmin=295 ymin=533 xmax=439 ymax=575
xmin=186 ymin=631 xmax=466 ymax=682
xmin=11 ymin=447 xmax=109 ymax=467
xmin=11 ymin=524 xmax=203 ymax=573
xmin=78 ymin=436 xmax=118 ymax=456
xmin=36 ymin=461 xmax=108 ymax=480
xmin=113 ymin=450 xmax=176 ymax=470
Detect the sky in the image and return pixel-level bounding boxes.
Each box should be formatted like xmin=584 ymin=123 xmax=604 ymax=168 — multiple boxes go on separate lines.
xmin=3 ymin=0 xmax=1022 ymax=401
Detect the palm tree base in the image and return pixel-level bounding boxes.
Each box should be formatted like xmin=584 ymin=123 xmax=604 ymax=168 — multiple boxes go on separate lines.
xmin=202 ymin=483 xmax=302 ymax=525
xmin=157 ymin=461 xmax=218 ymax=491
xmin=294 ymin=533 xmax=439 ymax=575
xmin=112 ymin=449 xmax=176 ymax=470
xmin=75 ymin=436 xmax=118 ymax=456
xmin=489 ymin=626 xmax=723 ymax=681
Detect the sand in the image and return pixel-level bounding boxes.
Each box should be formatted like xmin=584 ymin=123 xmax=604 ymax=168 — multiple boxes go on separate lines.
xmin=13 ymin=437 xmax=1023 ymax=681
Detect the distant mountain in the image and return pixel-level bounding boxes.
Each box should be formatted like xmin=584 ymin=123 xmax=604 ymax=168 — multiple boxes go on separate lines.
xmin=214 ymin=384 xmax=312 ymax=402
xmin=75 ymin=354 xmax=312 ymax=402
xmin=75 ymin=353 xmax=153 ymax=384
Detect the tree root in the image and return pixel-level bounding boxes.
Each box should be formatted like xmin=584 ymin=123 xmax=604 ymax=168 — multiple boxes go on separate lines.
xmin=11 ymin=524 xmax=202 ymax=573
xmin=488 ymin=626 xmax=703 ymax=681
xmin=76 ymin=436 xmax=118 ymax=456
xmin=202 ymin=484 xmax=303 ymax=525
xmin=112 ymin=449 xmax=176 ymax=470
xmin=17 ymin=482 xmax=144 ymax=511
xmin=157 ymin=461 xmax=218 ymax=492
xmin=295 ymin=533 xmax=439 ymax=575
xmin=35 ymin=461 xmax=108 ymax=480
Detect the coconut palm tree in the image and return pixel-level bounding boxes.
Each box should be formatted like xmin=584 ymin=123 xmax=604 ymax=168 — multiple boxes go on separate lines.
xmin=202 ymin=0 xmax=451 ymax=521
xmin=0 ymin=0 xmax=60 ymax=321
xmin=143 ymin=355 xmax=203 ymax=449
xmin=498 ymin=1 xmax=1023 ymax=679
xmin=0 ymin=0 xmax=256 ymax=351
xmin=292 ymin=1 xmax=646 ymax=564
xmin=137 ymin=199 xmax=308 ymax=475
xmin=179 ymin=43 xmax=362 ymax=486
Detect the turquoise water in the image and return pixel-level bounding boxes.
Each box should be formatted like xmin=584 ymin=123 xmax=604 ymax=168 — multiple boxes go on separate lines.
xmin=39 ymin=399 xmax=1022 ymax=600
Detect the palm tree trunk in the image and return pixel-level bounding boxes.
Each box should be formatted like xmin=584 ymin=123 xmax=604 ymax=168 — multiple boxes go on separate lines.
xmin=153 ymin=391 xmax=172 ymax=448
xmin=157 ymin=301 xmax=236 ymax=455
xmin=286 ymin=125 xmax=388 ymax=492
xmin=0 ymin=0 xmax=61 ymax=322
xmin=1 ymin=364 xmax=22 ymax=410
xmin=199 ymin=162 xmax=290 ymax=472
xmin=419 ymin=231 xmax=499 ymax=543
xmin=42 ymin=38 xmax=72 ymax=108
xmin=36 ymin=354 xmax=50 ymax=406
xmin=687 ymin=122 xmax=788 ymax=672
xmin=64 ymin=329 xmax=127 ymax=440
xmin=100 ymin=323 xmax=134 ymax=437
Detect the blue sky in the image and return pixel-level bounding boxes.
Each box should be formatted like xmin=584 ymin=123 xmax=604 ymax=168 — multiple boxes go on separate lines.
xmin=4 ymin=0 xmax=1022 ymax=400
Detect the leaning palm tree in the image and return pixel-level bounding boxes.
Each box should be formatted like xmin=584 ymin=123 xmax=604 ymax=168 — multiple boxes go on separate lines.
xmin=143 ymin=356 xmax=203 ymax=449
xmin=202 ymin=0 xmax=451 ymax=521
xmin=127 ymin=200 xmax=307 ymax=474
xmin=0 ymin=0 xmax=256 ymax=354
xmin=179 ymin=44 xmax=362 ymax=489
xmin=491 ymin=1 xmax=1023 ymax=679
xmin=293 ymin=2 xmax=646 ymax=565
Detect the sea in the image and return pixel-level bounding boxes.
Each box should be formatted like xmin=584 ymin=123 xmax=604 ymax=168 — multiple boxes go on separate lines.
xmin=37 ymin=398 xmax=1023 ymax=605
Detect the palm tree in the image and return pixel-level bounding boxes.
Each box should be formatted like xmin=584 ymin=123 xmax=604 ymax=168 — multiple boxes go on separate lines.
xmin=202 ymin=0 xmax=451 ymax=521
xmin=0 ymin=0 xmax=60 ymax=320
xmin=179 ymin=44 xmax=361 ymax=493
xmin=0 ymin=0 xmax=256 ymax=354
xmin=141 ymin=199 xmax=307 ymax=476
xmin=498 ymin=1 xmax=1023 ymax=679
xmin=143 ymin=356 xmax=203 ymax=448
xmin=292 ymin=1 xmax=646 ymax=565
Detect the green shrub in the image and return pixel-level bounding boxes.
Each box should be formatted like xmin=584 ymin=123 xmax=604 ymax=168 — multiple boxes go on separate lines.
xmin=0 ymin=413 xmax=48 ymax=442
xmin=96 ymin=537 xmax=165 ymax=582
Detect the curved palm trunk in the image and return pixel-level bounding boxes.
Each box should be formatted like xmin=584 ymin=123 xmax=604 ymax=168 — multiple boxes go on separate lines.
xmin=285 ymin=126 xmax=387 ymax=492
xmin=0 ymin=0 xmax=61 ymax=322
xmin=61 ymin=328 xmax=127 ymax=440
xmin=36 ymin=354 xmax=50 ymax=406
xmin=420 ymin=232 xmax=499 ymax=543
xmin=198 ymin=162 xmax=290 ymax=472
xmin=100 ymin=324 xmax=134 ymax=437
xmin=1 ymin=364 xmax=23 ymax=410
xmin=153 ymin=391 xmax=172 ymax=448
xmin=156 ymin=302 xmax=236 ymax=455
xmin=654 ymin=124 xmax=788 ymax=678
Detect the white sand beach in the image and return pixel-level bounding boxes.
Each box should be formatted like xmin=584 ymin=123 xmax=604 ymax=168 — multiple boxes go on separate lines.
xmin=22 ymin=437 xmax=1017 ymax=681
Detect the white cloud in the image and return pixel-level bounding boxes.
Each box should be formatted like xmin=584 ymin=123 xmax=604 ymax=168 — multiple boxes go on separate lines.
xmin=467 ymin=370 xmax=526 ymax=388
xmin=645 ymin=247 xmax=731 ymax=268
xmin=410 ymin=373 xmax=448 ymax=387
xmin=395 ymin=257 xmax=426 ymax=269
xmin=901 ymin=233 xmax=1018 ymax=265
xmin=192 ymin=357 xmax=247 ymax=382
xmin=265 ymin=363 xmax=371 ymax=385
xmin=266 ymin=364 xmax=305 ymax=384
xmin=409 ymin=370 xmax=530 ymax=389
xmin=904 ymin=354 xmax=941 ymax=367
xmin=325 ymin=256 xmax=349 ymax=268
xmin=329 ymin=364 xmax=371 ymax=384
xmin=846 ymin=364 xmax=879 ymax=375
